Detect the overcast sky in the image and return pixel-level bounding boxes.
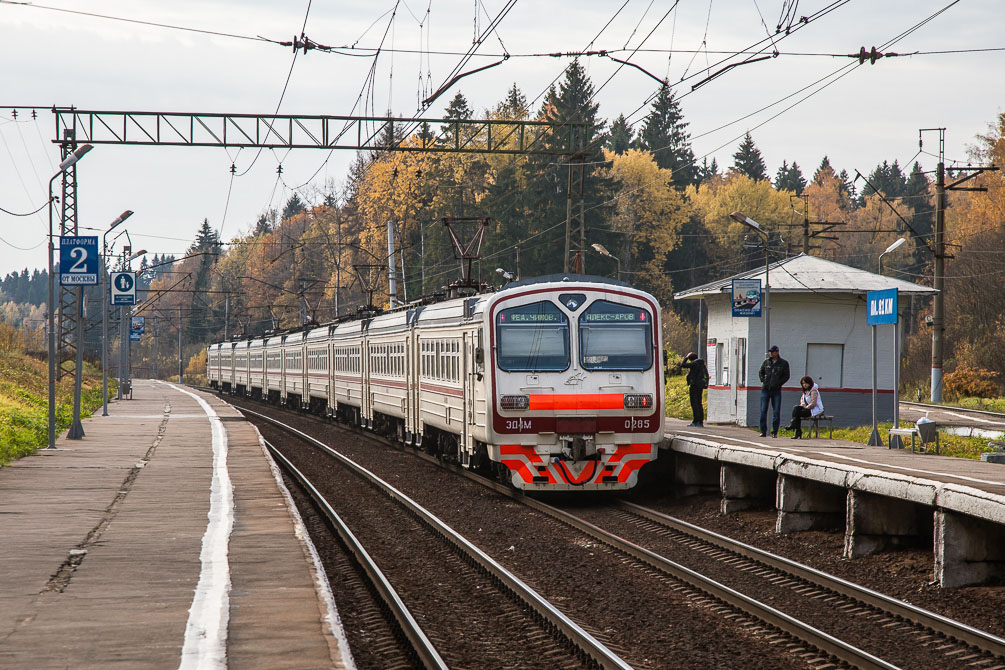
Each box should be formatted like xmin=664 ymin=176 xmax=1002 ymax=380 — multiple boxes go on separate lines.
xmin=1 ymin=0 xmax=1002 ymax=277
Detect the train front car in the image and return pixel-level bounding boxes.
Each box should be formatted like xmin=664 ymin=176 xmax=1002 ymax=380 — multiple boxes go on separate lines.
xmin=484 ymin=277 xmax=664 ymax=491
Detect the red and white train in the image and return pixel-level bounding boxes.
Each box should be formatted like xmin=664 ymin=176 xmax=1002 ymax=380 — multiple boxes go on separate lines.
xmin=207 ymin=275 xmax=665 ymax=491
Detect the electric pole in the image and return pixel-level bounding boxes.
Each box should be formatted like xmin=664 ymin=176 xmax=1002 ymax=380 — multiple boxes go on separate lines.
xmin=922 ymin=128 xmax=998 ymax=402
xmin=780 ymin=194 xmax=844 ymax=254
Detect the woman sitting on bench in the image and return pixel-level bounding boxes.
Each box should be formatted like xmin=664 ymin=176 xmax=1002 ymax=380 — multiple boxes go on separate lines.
xmin=786 ymin=376 xmax=823 ymax=439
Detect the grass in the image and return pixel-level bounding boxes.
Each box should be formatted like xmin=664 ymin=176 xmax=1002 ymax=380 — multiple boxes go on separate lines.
xmin=0 ymin=351 xmax=112 ymax=466
xmin=664 ymin=368 xmax=697 ymax=421
xmin=664 ymin=370 xmax=999 ymax=460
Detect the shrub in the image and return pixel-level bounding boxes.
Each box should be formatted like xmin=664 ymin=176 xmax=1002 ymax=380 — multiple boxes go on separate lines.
xmin=0 ymin=322 xmax=25 ymax=353
xmin=943 ymin=365 xmax=1001 ymax=400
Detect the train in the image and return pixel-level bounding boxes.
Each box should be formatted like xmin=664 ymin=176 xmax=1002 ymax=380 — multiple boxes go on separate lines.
xmin=207 ymin=274 xmax=666 ymax=491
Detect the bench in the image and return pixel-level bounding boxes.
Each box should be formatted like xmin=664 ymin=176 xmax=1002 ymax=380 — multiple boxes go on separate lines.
xmin=888 ymin=426 xmax=940 ymax=454
xmin=808 ymin=415 xmax=833 ymax=439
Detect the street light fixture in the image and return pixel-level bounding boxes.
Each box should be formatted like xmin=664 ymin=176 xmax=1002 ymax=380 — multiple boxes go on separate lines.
xmin=878 ymin=237 xmax=907 ymax=274
xmin=47 ymin=144 xmax=93 ymax=449
xmin=591 ymin=243 xmax=621 ymax=281
xmin=102 ymin=211 xmax=134 ymax=416
xmin=495 ymin=267 xmax=515 ymax=282
xmin=730 ymin=211 xmax=771 ymax=358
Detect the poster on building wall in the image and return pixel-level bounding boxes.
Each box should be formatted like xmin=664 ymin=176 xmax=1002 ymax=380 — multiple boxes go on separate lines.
xmin=706 ymin=338 xmax=717 ymax=386
xmin=731 ymin=279 xmax=762 ymax=317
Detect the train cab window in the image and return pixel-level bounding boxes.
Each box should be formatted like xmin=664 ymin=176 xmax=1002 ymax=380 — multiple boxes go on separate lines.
xmin=496 ymin=301 xmax=570 ymax=372
xmin=579 ymin=300 xmax=653 ymax=370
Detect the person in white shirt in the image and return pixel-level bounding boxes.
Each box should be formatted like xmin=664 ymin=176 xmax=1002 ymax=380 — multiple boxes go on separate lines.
xmin=786 ymin=375 xmax=823 ymax=439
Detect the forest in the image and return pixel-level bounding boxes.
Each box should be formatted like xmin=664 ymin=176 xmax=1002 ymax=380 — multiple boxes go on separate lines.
xmin=3 ymin=61 xmax=1003 ymax=398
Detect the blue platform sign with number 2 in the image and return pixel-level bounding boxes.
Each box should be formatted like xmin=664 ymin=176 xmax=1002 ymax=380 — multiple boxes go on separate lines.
xmin=59 ymin=236 xmax=99 ymax=285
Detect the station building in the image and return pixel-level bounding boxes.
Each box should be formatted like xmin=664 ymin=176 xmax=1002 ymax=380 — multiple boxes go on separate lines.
xmin=673 ymin=254 xmax=938 ymax=428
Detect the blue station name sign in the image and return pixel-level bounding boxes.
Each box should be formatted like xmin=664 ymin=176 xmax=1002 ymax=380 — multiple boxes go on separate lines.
xmin=867 ymin=288 xmax=898 ymax=325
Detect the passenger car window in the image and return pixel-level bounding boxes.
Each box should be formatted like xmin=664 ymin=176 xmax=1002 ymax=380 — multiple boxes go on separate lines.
xmin=579 ymin=300 xmax=653 ymax=370
xmin=496 ymin=301 xmax=570 ymax=372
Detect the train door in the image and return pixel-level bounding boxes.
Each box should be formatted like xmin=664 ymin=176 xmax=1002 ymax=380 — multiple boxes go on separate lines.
xmin=362 ymin=340 xmax=371 ymax=429
xmin=408 ymin=331 xmax=418 ymax=443
xmin=462 ymin=331 xmax=472 ymax=459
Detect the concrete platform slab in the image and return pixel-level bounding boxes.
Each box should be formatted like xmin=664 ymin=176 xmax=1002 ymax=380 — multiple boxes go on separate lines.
xmin=0 ymin=380 xmax=351 ymax=669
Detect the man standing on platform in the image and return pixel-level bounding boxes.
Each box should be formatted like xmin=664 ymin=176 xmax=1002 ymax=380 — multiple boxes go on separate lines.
xmin=758 ymin=345 xmax=789 ymax=437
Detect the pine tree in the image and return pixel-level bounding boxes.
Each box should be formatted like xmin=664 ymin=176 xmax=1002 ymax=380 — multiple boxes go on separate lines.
xmin=903 ymin=161 xmax=933 ymax=258
xmin=282 ymin=194 xmax=306 ymax=221
xmin=254 ymin=212 xmax=273 ymax=237
xmin=525 ymin=60 xmax=611 ymax=273
xmin=442 ymin=91 xmax=473 ymax=147
xmin=774 ymin=160 xmax=806 ymax=194
xmin=444 ymin=91 xmax=473 ymax=120
xmin=731 ymin=133 xmax=767 ymax=181
xmin=607 ymin=114 xmax=633 ymax=155
xmin=693 ymin=157 xmax=719 ymax=184
xmin=813 ymin=156 xmax=835 ymax=185
xmin=494 ymin=83 xmax=528 ymax=120
xmin=838 ymin=169 xmax=856 ymax=203
xmin=635 ymin=85 xmax=695 ymax=187
xmin=190 ymin=218 xmax=220 ymax=254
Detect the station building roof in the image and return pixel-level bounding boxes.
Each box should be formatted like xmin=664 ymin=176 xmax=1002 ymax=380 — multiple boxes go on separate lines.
xmin=673 ymin=253 xmax=939 ymax=300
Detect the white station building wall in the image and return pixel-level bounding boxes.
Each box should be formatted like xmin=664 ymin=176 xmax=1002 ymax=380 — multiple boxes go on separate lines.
xmin=703 ymin=293 xmax=899 ymax=428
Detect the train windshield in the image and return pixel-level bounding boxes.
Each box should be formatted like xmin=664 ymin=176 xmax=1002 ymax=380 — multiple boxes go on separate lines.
xmin=579 ymin=300 xmax=653 ymax=370
xmin=496 ymin=301 xmax=570 ymax=371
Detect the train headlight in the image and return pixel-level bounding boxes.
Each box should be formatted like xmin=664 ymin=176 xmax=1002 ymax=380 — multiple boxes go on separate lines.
xmin=624 ymin=393 xmax=653 ymax=409
xmin=500 ymin=394 xmax=530 ymax=410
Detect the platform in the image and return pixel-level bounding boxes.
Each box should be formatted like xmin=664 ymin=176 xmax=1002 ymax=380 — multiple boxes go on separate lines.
xmin=663 ymin=417 xmax=1005 ymax=587
xmin=0 ymin=380 xmax=352 ymax=669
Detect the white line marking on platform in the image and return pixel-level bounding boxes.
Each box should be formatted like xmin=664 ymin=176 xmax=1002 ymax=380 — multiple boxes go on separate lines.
xmin=943 ymin=410 xmax=997 ymax=424
xmin=163 ymin=382 xmax=234 ymax=670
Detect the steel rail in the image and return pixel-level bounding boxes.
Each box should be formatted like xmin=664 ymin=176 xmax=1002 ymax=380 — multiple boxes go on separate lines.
xmin=240 ymin=406 xmax=633 ymax=670
xmin=618 ymin=500 xmax=1005 ymax=659
xmin=261 ymin=438 xmax=448 ymax=670
xmin=364 ymin=437 xmax=897 ymax=670
xmin=211 ymin=391 xmax=917 ymax=669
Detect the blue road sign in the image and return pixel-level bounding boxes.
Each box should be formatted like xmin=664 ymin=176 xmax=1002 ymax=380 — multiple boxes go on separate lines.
xmin=59 ymin=235 xmax=99 ymax=285
xmin=110 ymin=271 xmax=137 ymax=305
xmin=867 ymin=288 xmax=898 ymax=325
xmin=129 ymin=331 xmax=142 ymax=342
xmin=130 ymin=316 xmax=146 ymax=334
xmin=731 ymin=278 xmax=762 ymax=318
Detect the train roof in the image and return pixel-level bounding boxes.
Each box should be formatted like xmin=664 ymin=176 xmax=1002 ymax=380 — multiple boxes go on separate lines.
xmin=498 ymin=273 xmax=632 ymax=292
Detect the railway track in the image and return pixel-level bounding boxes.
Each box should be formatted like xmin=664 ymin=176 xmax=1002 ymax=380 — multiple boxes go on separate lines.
xmin=212 ymin=389 xmax=1005 ymax=669
xmin=247 ymin=406 xmax=633 ymax=670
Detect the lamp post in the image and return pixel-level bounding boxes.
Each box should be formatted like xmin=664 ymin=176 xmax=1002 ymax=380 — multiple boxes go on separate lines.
xmin=591 ymin=243 xmax=621 ymax=281
xmin=47 ymin=144 xmax=93 ymax=449
xmin=730 ymin=211 xmax=771 ymax=358
xmin=119 ymin=249 xmax=146 ymax=400
xmin=101 ymin=211 xmax=133 ymax=416
xmin=879 ymin=237 xmax=907 ymax=447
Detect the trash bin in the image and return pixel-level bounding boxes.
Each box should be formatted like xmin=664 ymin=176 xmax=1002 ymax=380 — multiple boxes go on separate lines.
xmin=121 ymin=379 xmax=132 ymax=399
xmin=916 ymin=417 xmax=937 ymax=444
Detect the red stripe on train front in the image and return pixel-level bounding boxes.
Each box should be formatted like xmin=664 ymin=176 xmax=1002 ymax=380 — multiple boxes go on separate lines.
xmin=499 ymin=443 xmax=655 ymax=486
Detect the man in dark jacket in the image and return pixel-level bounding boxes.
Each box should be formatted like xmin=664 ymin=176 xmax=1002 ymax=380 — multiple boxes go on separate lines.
xmin=680 ymin=352 xmax=707 ymax=427
xmin=758 ymin=345 xmax=790 ymax=437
